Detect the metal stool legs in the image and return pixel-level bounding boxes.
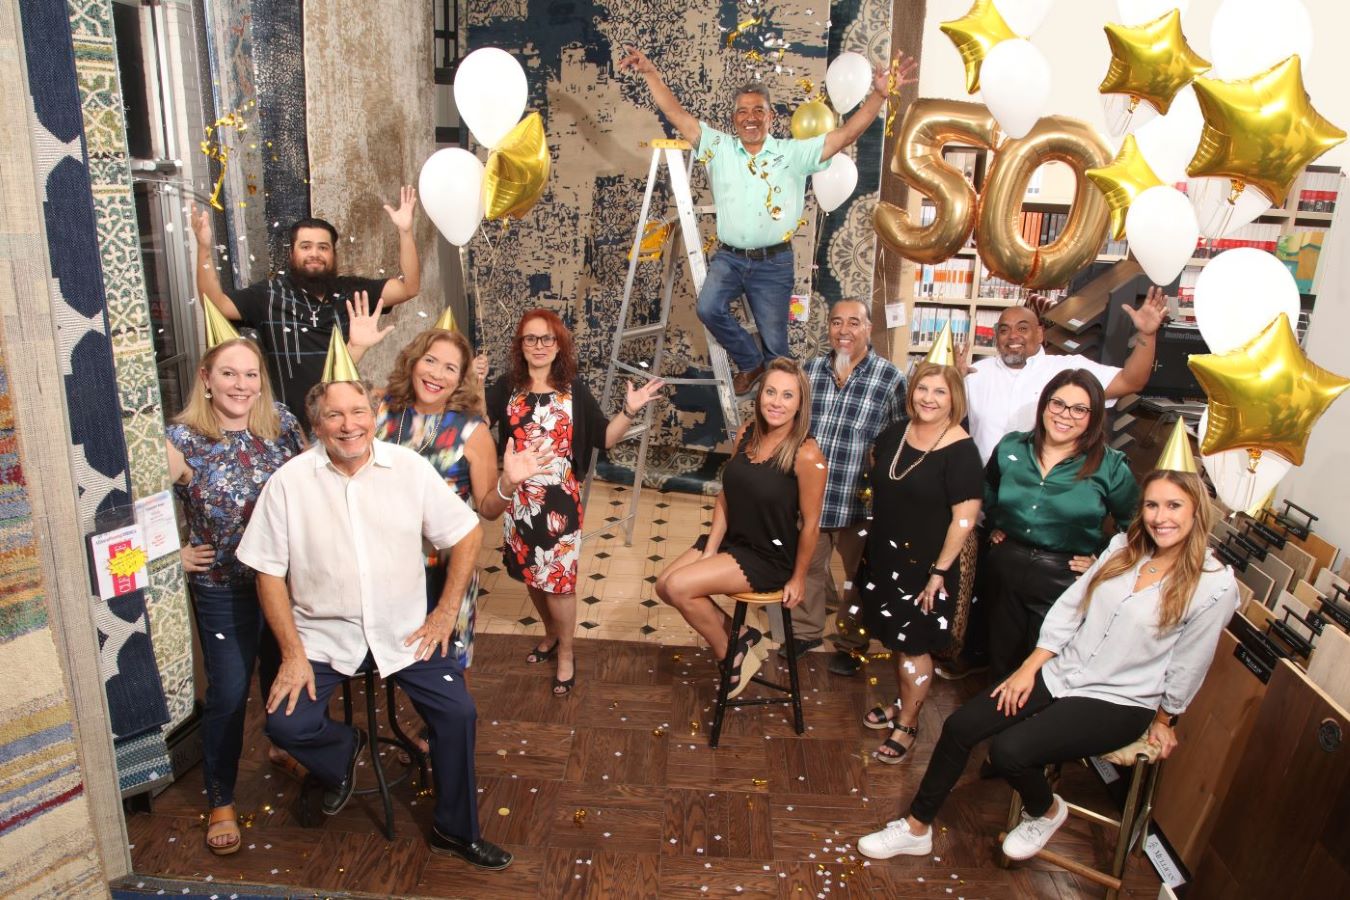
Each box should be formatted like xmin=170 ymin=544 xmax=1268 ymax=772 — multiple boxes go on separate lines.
xmin=337 ymin=670 xmax=423 ymax=840
xmin=709 ymin=597 xmax=806 ymax=748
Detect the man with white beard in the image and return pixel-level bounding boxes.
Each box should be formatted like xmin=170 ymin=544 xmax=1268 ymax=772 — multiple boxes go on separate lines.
xmin=797 ymin=299 xmax=906 ymax=675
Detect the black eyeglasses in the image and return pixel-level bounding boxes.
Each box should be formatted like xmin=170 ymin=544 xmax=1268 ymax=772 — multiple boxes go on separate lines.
xmin=522 ymin=334 xmax=557 ymax=348
xmin=1047 ymin=397 xmax=1091 ymax=420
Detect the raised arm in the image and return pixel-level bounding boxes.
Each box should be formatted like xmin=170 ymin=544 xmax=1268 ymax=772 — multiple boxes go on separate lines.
xmin=1107 ymin=285 xmax=1167 ymax=397
xmin=821 ymin=55 xmax=917 ymax=161
xmin=190 ymin=202 xmax=242 ymax=320
xmin=604 ymin=378 xmax=666 ymax=447
xmin=378 ymin=185 xmax=420 ymax=306
xmin=618 ymin=47 xmax=701 ymax=146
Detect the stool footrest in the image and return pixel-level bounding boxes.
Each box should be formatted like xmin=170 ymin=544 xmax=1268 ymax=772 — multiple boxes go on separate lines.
xmin=995 ymin=837 xmax=1123 ymax=891
xmin=1064 ymin=802 xmax=1121 ymax=830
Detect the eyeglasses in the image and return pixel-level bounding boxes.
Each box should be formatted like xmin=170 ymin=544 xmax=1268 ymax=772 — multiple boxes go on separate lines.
xmin=521 ymin=334 xmax=557 ymax=348
xmin=1047 ymin=397 xmax=1091 ymax=420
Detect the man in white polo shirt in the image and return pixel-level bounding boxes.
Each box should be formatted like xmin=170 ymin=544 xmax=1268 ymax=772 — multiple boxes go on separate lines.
xmin=963 ymin=288 xmax=1167 ymax=464
xmin=237 ymin=379 xmax=510 ymax=870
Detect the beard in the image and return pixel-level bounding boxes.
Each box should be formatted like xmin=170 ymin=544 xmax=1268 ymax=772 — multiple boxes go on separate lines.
xmin=999 ymin=350 xmax=1028 ymax=367
xmin=289 ymin=264 xmax=337 ymax=299
xmin=833 ymin=350 xmax=852 ymax=381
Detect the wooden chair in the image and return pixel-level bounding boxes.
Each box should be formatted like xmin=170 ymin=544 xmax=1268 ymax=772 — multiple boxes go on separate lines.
xmin=997 ymin=737 xmax=1162 ymax=900
xmin=709 ymin=590 xmax=804 ymax=748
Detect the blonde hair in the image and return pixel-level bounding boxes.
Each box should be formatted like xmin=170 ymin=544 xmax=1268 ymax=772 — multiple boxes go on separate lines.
xmin=173 ymin=338 xmax=282 ymax=441
xmin=1080 ymin=470 xmax=1216 ymax=632
xmin=746 ymin=358 xmax=813 ymax=473
xmin=383 ymin=329 xmax=484 ymax=417
xmin=906 ymin=361 xmax=967 ymax=427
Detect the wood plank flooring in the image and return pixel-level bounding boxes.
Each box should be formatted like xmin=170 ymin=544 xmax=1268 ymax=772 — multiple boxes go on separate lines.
xmin=127 ymin=632 xmax=1164 ymax=898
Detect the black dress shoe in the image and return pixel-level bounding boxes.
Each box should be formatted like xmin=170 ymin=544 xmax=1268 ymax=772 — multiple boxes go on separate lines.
xmin=321 ymin=727 xmax=366 ymax=816
xmin=827 ymin=649 xmax=862 ymax=676
xmin=429 ymin=828 xmax=513 ymax=870
xmin=778 ymin=637 xmax=823 ymax=659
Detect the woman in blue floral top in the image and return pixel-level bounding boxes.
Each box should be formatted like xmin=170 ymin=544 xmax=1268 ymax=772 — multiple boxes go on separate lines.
xmin=165 ymin=338 xmax=305 ymax=855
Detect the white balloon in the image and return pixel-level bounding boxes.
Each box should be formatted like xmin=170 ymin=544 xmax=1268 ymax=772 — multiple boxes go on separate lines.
xmin=1192 ymin=247 xmax=1300 ymax=353
xmin=1210 ymin=0 xmax=1313 ymax=79
xmin=977 ymin=39 xmax=1051 ymax=139
xmin=1116 ymin=0 xmax=1191 ymax=27
xmin=453 ymin=48 xmax=528 ymax=149
xmin=1199 ymin=409 xmax=1294 ymax=515
xmin=1101 ymin=92 xmax=1158 ymax=138
xmin=1125 ymin=185 xmax=1199 ymax=285
xmin=825 ymin=52 xmax=873 ymax=116
xmin=1189 ymin=177 xmax=1272 ymax=239
xmin=418 ymin=148 xmax=485 ymax=247
xmin=1133 ymin=84 xmax=1203 ymax=184
xmin=812 ymin=154 xmax=859 ymax=213
xmin=993 ymin=0 xmax=1054 ymax=37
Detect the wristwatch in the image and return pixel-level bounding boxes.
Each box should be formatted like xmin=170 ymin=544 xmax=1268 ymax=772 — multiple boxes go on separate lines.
xmin=928 ymin=563 xmax=948 ymax=577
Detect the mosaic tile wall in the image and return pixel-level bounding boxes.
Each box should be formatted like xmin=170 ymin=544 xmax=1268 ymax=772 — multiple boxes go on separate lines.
xmin=464 ymin=1 xmax=894 ymax=488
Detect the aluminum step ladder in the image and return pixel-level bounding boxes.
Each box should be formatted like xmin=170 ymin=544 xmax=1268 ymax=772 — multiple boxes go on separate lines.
xmin=583 ymin=139 xmax=742 ymax=546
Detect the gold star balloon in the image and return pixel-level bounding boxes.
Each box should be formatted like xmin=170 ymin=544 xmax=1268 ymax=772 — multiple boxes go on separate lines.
xmin=1187 ymin=313 xmax=1350 ymax=466
xmin=1188 ymin=55 xmax=1346 ymax=208
xmin=1086 ymin=135 xmax=1164 ymax=240
xmin=1099 ymin=10 xmax=1210 ymax=117
xmin=484 ymin=112 xmax=550 ymax=221
xmin=939 ymin=0 xmax=1016 ymax=94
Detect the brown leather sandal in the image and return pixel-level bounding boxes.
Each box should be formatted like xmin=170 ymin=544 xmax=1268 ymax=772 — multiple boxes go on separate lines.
xmin=206 ymin=804 xmax=241 ymax=856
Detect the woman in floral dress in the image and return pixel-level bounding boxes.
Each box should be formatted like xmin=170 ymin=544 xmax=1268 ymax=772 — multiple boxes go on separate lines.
xmin=485 ymin=309 xmax=663 ymax=695
xmin=165 ymin=338 xmax=305 ymax=855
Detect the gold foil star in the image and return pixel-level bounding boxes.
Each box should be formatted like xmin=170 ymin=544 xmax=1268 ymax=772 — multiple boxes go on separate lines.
xmin=1099 ymin=9 xmax=1210 ymax=116
xmin=1187 ymin=55 xmax=1346 ymax=207
xmin=1086 ymin=134 xmax=1164 ymax=240
xmin=1187 ymin=313 xmax=1350 ymax=466
xmin=939 ymin=0 xmax=1016 ymax=94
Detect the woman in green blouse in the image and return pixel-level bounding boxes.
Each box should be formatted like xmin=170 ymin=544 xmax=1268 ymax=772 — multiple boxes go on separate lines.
xmin=983 ymin=369 xmax=1140 ymax=678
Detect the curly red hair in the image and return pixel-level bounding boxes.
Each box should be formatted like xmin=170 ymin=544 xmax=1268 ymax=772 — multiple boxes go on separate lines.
xmin=509 ymin=308 xmax=577 ymax=392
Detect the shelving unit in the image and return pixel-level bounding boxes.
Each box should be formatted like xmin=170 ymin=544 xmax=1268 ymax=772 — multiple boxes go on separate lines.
xmin=886 ymin=148 xmax=1342 ymax=368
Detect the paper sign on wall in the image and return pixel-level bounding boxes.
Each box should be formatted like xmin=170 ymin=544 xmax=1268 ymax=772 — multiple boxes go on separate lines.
xmin=885 ymin=302 xmax=906 ymax=329
xmin=134 ymin=490 xmax=181 ymax=562
xmin=789 ymin=294 xmax=810 ymax=323
xmin=90 ymin=524 xmax=149 ymax=600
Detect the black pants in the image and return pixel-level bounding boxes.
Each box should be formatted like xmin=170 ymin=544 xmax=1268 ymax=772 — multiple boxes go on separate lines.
xmin=908 ymin=672 xmax=1154 ymax=823
xmin=986 ymin=539 xmax=1079 ymax=678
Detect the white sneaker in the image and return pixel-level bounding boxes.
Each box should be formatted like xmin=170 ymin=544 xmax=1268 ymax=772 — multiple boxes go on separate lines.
xmin=858 ymin=818 xmax=932 ymax=859
xmin=1001 ymin=794 xmax=1069 ymax=860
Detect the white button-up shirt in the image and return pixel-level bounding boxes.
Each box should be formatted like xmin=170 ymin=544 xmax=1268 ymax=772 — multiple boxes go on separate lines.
xmin=237 ymin=439 xmax=479 ymax=677
xmin=1038 ymin=533 xmax=1240 ymax=714
xmin=965 ymin=349 xmax=1121 ymax=464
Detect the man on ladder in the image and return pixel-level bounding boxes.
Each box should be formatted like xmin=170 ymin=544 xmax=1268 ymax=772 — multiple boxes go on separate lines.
xmin=618 ymin=47 xmax=906 ymax=396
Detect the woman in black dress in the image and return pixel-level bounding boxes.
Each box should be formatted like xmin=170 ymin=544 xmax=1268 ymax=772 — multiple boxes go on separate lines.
xmin=656 ymin=358 xmax=827 ymax=698
xmin=859 ymin=361 xmax=983 ymax=763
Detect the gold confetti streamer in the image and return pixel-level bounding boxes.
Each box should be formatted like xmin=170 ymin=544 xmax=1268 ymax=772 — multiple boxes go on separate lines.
xmin=573 ymin=809 xmax=588 ymax=825
xmin=200 ymin=107 xmax=251 ymax=212
xmin=726 ymin=16 xmax=762 ymax=47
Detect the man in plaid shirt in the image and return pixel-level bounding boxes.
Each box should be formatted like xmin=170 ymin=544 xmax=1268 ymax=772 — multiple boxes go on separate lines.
xmin=793 ymin=299 xmax=906 ymax=676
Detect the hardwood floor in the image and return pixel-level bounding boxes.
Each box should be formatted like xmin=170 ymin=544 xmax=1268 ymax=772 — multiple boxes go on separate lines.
xmin=127 ymin=633 xmax=1164 ymax=898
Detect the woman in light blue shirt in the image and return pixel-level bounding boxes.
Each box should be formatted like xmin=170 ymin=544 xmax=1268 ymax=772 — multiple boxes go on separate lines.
xmin=856 ymin=467 xmax=1238 ymax=863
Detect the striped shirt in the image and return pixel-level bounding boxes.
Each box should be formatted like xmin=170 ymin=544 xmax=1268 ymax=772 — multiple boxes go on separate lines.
xmin=804 ymin=352 xmax=906 ymax=529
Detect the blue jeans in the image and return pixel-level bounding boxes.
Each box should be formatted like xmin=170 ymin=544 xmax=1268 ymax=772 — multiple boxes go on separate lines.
xmin=191 ymin=582 xmax=276 ymax=808
xmin=696 ymin=248 xmax=794 ymax=372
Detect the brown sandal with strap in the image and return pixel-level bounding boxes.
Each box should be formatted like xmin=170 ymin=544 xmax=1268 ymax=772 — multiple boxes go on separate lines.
xmin=206 ymin=804 xmax=241 ymax=856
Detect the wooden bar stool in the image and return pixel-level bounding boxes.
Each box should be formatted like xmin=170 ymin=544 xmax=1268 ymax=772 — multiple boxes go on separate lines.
xmin=709 ymin=590 xmax=805 ymax=748
xmin=996 ymin=736 xmax=1162 ymax=900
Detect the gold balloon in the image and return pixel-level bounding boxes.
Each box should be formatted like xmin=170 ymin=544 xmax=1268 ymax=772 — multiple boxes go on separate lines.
xmin=1188 ymin=56 xmax=1346 ymax=208
xmin=1188 ymin=314 xmax=1350 ymax=466
xmin=939 ymin=0 xmax=1017 ymax=94
xmin=1098 ymin=9 xmax=1210 ymax=117
xmin=790 ymin=99 xmax=837 ymax=140
xmin=1086 ymin=134 xmax=1164 ymax=241
xmin=874 ymin=99 xmax=1001 ymax=265
xmin=484 ymin=112 xmax=550 ymax=221
xmin=977 ymin=116 xmax=1113 ymax=289
xmin=203 ymin=296 xmax=240 ymax=349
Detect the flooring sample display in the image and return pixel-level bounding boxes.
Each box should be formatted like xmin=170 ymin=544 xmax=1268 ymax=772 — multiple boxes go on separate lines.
xmin=1307 ymin=625 xmax=1350 ymax=712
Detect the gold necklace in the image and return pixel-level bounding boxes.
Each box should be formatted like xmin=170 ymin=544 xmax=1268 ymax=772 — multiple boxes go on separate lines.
xmin=402 ymin=408 xmax=443 ymax=454
xmin=888 ymin=421 xmax=951 ymax=482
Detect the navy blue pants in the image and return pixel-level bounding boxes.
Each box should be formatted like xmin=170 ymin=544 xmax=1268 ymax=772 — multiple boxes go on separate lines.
xmin=191 ymin=582 xmax=280 ymax=808
xmin=265 ymin=651 xmax=480 ymax=842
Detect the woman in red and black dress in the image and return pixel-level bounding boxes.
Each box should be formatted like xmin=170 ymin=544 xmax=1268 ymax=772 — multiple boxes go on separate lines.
xmin=485 ymin=309 xmax=663 ymax=695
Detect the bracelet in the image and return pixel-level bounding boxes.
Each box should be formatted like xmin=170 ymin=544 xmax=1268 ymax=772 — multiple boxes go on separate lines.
xmin=928 ymin=563 xmax=948 ymax=577
xmin=495 ymin=478 xmax=512 ymax=502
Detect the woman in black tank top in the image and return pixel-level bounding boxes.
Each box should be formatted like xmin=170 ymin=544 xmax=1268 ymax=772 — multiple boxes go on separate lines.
xmin=655 ymin=359 xmax=828 ymax=699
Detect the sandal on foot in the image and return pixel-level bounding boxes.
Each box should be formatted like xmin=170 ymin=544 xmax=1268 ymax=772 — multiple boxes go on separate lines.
xmin=552 ymin=675 xmax=576 ymax=697
xmin=268 ymin=748 xmax=307 ymax=783
xmin=872 ymin=723 xmax=918 ymax=765
xmin=526 ymin=639 xmax=560 ymax=664
xmin=725 ymin=627 xmax=764 ymax=700
xmin=206 ymin=805 xmax=241 ymax=856
xmin=863 ymin=699 xmax=902 ymax=730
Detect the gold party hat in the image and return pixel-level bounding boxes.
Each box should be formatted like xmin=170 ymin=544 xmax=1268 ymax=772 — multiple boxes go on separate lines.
xmin=433 ymin=306 xmax=458 ymax=332
xmin=203 ymin=296 xmax=241 ymax=348
xmin=1154 ymin=417 xmax=1199 ymax=474
xmin=926 ymin=321 xmax=956 ymax=366
xmin=321 ymin=327 xmax=361 ymax=383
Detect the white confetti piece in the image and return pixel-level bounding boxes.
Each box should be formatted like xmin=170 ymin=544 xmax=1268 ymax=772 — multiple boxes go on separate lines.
xmin=903 ymin=660 xmax=916 ymax=673
xmin=418 ymin=310 xmax=428 ymax=317
xmin=215 ymin=632 xmax=225 ymax=640
xmin=865 ymin=582 xmax=875 ymax=591
xmin=771 ymin=538 xmax=782 ymax=546
xmin=1007 ymin=454 xmax=1017 ymax=461
xmin=892 ymin=571 xmax=900 ymax=580
xmin=815 ymin=462 xmax=825 ymax=468
xmin=959 ymin=518 xmax=969 ymax=527
xmin=880 ymin=609 xmax=891 ymax=617
xmin=857 ymin=529 xmax=867 ymax=537
xmin=915 ymin=675 xmax=929 ymax=685
xmin=848 ymin=604 xmax=859 ymax=615
xmin=938 ymin=616 xmax=948 ymax=630
xmin=443 ymin=674 xmax=454 ymax=681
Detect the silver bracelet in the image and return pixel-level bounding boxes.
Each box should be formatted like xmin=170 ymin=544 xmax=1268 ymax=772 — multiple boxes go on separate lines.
xmin=495 ymin=478 xmax=512 ymax=502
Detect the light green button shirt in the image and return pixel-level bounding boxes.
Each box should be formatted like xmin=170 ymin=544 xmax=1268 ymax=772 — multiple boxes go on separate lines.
xmin=697 ymin=123 xmax=828 ymax=250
